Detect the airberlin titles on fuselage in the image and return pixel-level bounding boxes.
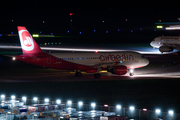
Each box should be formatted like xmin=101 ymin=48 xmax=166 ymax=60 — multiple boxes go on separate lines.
xmin=99 ymin=53 xmax=134 ymax=62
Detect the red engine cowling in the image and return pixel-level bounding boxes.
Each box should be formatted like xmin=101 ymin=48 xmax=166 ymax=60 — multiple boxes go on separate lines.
xmin=112 ymin=66 xmax=127 ymax=75
xmin=86 ymin=69 xmax=97 ymax=73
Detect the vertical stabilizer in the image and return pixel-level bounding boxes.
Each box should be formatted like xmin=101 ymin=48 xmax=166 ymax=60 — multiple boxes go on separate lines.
xmin=17 ymin=26 xmax=44 ymax=54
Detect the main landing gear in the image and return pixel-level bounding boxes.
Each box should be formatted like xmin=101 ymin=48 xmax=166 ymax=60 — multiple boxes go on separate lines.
xmin=94 ymin=67 xmax=102 ymax=78
xmin=94 ymin=73 xmax=101 ymax=78
xmin=75 ymin=72 xmax=82 ymax=77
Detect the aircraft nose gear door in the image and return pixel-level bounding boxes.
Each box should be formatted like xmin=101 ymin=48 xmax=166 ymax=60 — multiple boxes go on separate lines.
xmin=46 ymin=55 xmax=51 ymax=64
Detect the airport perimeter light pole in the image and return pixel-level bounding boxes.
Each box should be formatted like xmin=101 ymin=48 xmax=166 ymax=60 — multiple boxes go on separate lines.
xmin=78 ymin=101 xmax=83 ymax=111
xmin=116 ymin=105 xmax=121 ymax=115
xmin=168 ymin=110 xmax=174 ymax=120
xmin=91 ymin=103 xmax=96 ymax=110
xmin=1 ymin=94 xmax=5 ymax=102
xmin=67 ymin=100 xmax=72 ymax=108
xmin=33 ymin=97 xmax=38 ymax=104
xmin=155 ymin=109 xmax=161 ymax=119
xmin=22 ymin=97 xmax=27 ymax=105
xmin=129 ymin=106 xmax=135 ymax=119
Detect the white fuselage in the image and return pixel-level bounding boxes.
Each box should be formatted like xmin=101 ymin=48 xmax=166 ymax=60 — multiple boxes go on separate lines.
xmin=50 ymin=51 xmax=149 ymax=69
xmin=150 ymin=36 xmax=180 ymax=48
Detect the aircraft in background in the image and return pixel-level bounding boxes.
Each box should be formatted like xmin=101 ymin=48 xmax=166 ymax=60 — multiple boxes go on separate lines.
xmin=150 ymin=36 xmax=180 ymax=53
xmin=13 ymin=26 xmax=149 ymax=78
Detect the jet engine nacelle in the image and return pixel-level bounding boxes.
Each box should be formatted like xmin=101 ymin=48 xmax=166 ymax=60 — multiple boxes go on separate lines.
xmin=159 ymin=46 xmax=173 ymax=53
xmin=107 ymin=66 xmax=127 ymax=75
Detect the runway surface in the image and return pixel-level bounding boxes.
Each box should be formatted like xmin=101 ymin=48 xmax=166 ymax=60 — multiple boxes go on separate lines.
xmin=0 ymin=63 xmax=180 ymax=82
xmin=0 ymin=53 xmax=180 ymax=82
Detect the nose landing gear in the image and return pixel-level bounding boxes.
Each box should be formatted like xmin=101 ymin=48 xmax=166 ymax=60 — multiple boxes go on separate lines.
xmin=129 ymin=68 xmax=134 ymax=76
xmin=75 ymin=72 xmax=82 ymax=77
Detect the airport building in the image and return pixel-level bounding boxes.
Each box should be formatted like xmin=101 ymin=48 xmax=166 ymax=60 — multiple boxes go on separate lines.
xmin=0 ymin=95 xmax=179 ymax=120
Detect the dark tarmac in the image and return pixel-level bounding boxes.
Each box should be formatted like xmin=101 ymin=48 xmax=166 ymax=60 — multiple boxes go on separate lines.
xmin=0 ymin=54 xmax=180 ymax=112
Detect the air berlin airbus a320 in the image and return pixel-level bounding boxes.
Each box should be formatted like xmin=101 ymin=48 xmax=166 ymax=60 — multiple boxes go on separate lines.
xmin=15 ymin=26 xmax=149 ymax=78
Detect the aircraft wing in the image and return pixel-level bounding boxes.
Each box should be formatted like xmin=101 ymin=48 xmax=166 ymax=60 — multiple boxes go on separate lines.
xmin=92 ymin=62 xmax=120 ymax=68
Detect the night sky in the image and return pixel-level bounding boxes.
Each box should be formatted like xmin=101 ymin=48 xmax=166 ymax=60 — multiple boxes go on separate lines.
xmin=1 ymin=1 xmax=179 ymax=28
xmin=0 ymin=1 xmax=180 ymax=44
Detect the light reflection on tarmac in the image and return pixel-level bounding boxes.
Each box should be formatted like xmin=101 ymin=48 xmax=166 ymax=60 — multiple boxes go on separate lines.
xmin=1 ymin=59 xmax=180 ymax=82
xmin=0 ymin=68 xmax=180 ymax=83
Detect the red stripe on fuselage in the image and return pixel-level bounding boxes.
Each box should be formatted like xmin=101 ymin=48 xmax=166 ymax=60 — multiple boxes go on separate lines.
xmin=16 ymin=53 xmax=90 ymax=70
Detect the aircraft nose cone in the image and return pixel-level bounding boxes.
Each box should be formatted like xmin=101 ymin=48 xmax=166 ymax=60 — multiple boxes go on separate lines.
xmin=150 ymin=41 xmax=154 ymax=47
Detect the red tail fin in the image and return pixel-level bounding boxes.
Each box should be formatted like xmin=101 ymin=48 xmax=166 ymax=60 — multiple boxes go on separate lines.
xmin=17 ymin=26 xmax=44 ymax=54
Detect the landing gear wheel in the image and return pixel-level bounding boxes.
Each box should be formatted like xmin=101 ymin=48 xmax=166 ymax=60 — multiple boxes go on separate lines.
xmin=129 ymin=72 xmax=134 ymax=76
xmin=94 ymin=73 xmax=101 ymax=78
xmin=75 ymin=72 xmax=82 ymax=77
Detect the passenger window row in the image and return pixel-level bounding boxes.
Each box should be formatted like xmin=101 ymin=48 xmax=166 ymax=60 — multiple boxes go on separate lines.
xmin=56 ymin=57 xmax=99 ymax=60
xmin=56 ymin=56 xmax=134 ymax=60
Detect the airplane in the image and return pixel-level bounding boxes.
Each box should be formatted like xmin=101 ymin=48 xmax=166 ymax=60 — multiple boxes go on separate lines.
xmin=13 ymin=26 xmax=149 ymax=78
xmin=150 ymin=36 xmax=180 ymax=53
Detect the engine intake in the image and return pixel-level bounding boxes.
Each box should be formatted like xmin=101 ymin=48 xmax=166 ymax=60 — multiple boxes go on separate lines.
xmin=159 ymin=46 xmax=173 ymax=53
xmin=108 ymin=66 xmax=127 ymax=75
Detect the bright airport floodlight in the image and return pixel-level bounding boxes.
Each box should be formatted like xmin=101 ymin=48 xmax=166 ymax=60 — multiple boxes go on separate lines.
xmin=22 ymin=97 xmax=27 ymax=101
xmin=45 ymin=98 xmax=49 ymax=103
xmin=116 ymin=105 xmax=121 ymax=109
xmin=168 ymin=110 xmax=174 ymax=116
xmin=1 ymin=95 xmax=5 ymax=98
xmin=56 ymin=99 xmax=61 ymax=104
xmin=11 ymin=95 xmax=16 ymax=99
xmin=91 ymin=103 xmax=96 ymax=107
xmin=78 ymin=101 xmax=83 ymax=106
xmin=33 ymin=97 xmax=38 ymax=101
xmin=67 ymin=100 xmax=72 ymax=105
xmin=130 ymin=106 xmax=135 ymax=111
xmin=104 ymin=104 xmax=108 ymax=107
xmin=155 ymin=109 xmax=161 ymax=114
